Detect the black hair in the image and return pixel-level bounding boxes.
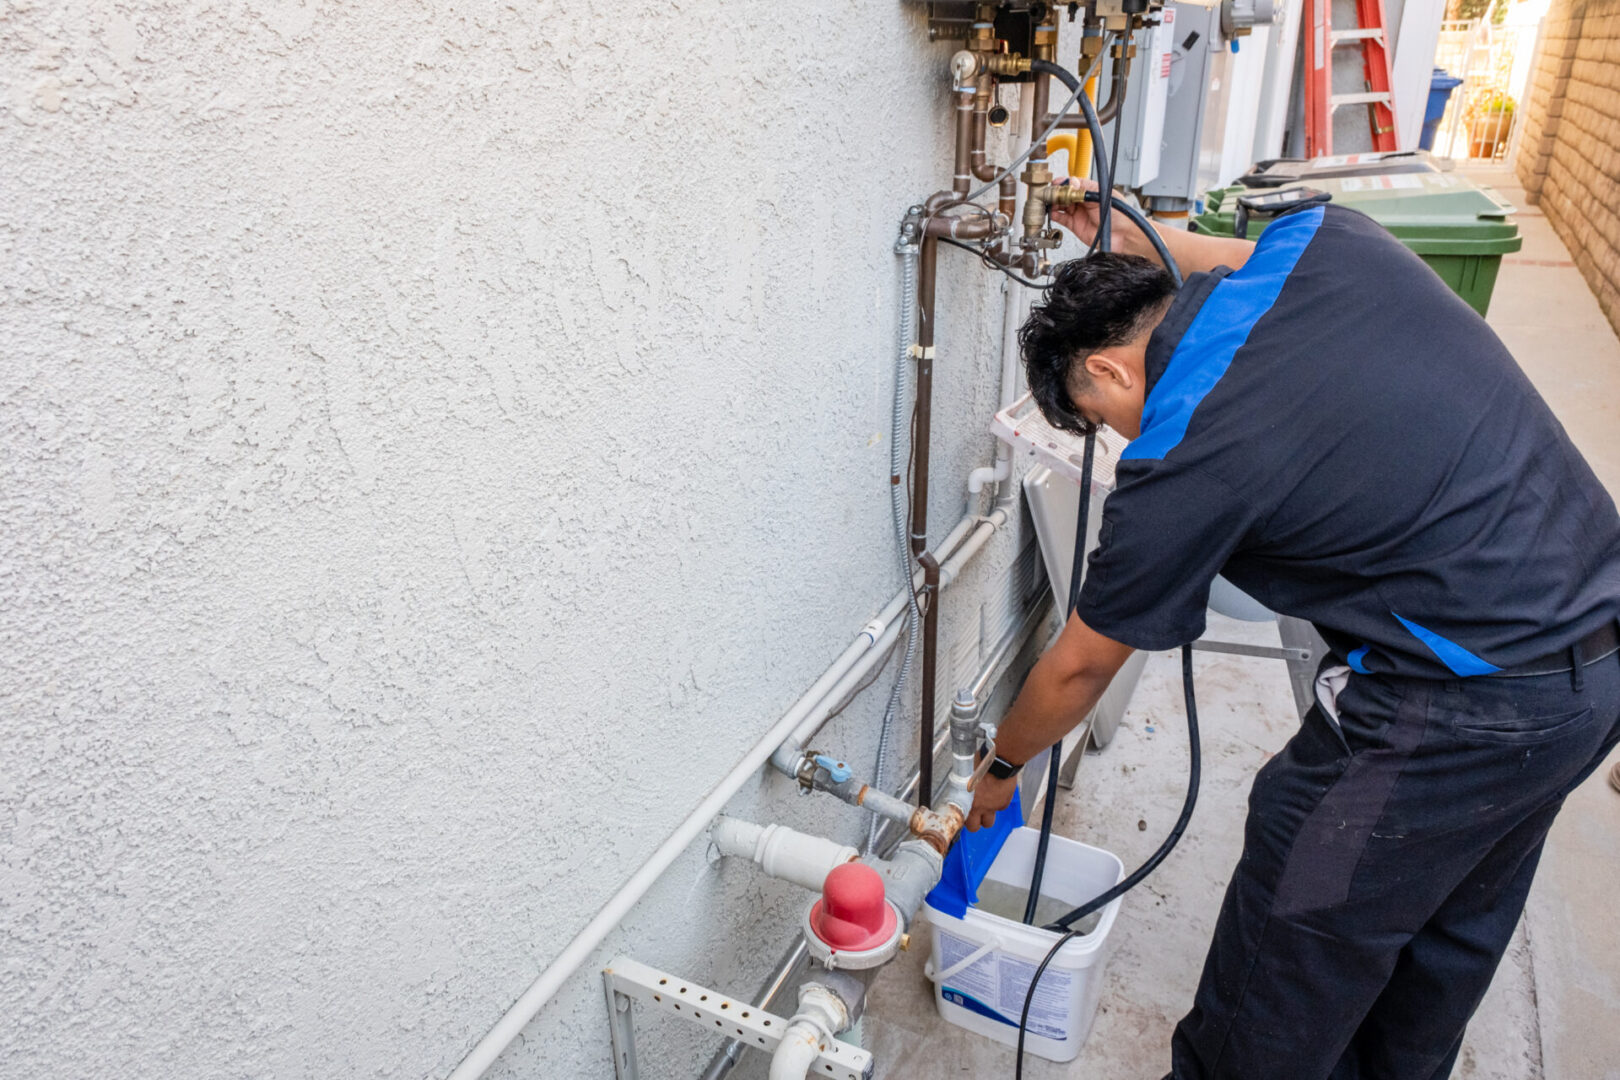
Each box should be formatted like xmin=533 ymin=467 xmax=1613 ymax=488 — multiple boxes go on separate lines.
xmin=1018 ymin=253 xmax=1176 ymax=436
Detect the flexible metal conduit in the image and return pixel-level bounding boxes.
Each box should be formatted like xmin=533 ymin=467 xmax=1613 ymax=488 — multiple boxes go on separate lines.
xmin=448 ymin=510 xmax=988 ymax=1080
xmin=868 ymin=226 xmax=924 ymax=850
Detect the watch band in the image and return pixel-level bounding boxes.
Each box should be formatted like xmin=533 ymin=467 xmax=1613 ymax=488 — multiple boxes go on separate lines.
xmin=986 ymin=754 xmax=1023 ymax=780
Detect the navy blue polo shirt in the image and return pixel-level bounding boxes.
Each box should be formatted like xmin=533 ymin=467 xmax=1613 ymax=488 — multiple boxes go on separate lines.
xmin=1076 ymin=204 xmax=1620 ymax=680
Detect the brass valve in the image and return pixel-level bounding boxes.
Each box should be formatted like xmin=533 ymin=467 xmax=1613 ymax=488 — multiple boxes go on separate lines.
xmin=984 ymin=53 xmax=1032 ymax=77
xmin=1042 ymin=183 xmax=1090 ymax=209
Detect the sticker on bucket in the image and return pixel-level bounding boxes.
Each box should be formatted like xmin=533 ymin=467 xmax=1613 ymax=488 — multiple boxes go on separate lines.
xmin=936 ymin=928 xmax=1075 ymax=1041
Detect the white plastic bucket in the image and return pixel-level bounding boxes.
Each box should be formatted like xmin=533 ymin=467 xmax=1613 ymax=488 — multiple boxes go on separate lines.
xmin=922 ymin=827 xmax=1125 ymax=1062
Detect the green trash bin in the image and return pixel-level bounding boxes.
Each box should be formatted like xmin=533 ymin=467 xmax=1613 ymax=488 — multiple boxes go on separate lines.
xmin=1191 ymin=172 xmax=1523 ymax=316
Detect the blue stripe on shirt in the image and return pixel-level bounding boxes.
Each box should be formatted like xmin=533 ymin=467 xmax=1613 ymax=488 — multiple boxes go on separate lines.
xmin=1123 ymin=206 xmax=1326 ymax=462
xmin=1392 ymin=612 xmax=1502 ymax=676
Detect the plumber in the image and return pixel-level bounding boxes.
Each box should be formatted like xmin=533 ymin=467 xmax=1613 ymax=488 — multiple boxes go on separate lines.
xmin=963 ymin=184 xmax=1620 ymax=1080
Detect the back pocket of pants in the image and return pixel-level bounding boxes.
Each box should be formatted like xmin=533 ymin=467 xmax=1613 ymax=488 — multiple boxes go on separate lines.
xmin=1448 ymin=705 xmax=1595 ymax=745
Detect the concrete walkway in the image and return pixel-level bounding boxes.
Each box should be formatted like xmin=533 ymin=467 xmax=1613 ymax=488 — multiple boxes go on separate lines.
xmin=861 ymin=165 xmax=1620 ymax=1080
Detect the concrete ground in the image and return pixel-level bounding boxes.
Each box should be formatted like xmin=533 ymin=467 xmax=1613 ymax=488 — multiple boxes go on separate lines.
xmin=863 ymin=166 xmax=1620 ymax=1080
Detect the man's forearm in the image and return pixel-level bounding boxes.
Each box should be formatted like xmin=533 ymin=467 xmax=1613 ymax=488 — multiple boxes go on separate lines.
xmin=1125 ymin=218 xmax=1255 ymax=277
xmin=993 ymin=652 xmax=1116 ymax=767
xmin=992 ymin=612 xmax=1135 ymax=767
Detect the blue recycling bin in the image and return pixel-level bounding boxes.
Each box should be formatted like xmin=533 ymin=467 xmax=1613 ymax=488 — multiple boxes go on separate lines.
xmin=1421 ymin=68 xmax=1465 ymax=151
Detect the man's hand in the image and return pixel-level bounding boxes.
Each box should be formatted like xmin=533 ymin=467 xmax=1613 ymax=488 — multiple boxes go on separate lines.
xmin=1049 ymin=178 xmax=1149 ymax=256
xmin=965 ymin=770 xmax=1020 ymax=833
xmin=1050 ymin=176 xmax=1259 ymax=275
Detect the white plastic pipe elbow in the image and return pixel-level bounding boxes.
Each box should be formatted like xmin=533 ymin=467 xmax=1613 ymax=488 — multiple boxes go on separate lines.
xmin=768 ymin=1019 xmax=826 ymax=1080
xmin=967 ymin=458 xmax=1010 ymax=495
xmin=769 ymin=983 xmax=850 ymax=1080
xmin=709 ymin=817 xmax=858 ymax=893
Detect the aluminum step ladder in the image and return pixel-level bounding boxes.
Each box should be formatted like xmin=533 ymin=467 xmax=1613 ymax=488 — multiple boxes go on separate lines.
xmin=1304 ymin=0 xmax=1401 ymax=156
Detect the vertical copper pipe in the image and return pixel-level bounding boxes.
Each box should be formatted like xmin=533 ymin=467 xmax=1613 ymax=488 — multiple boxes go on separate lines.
xmin=1029 ymin=72 xmax=1051 ymax=171
xmin=912 ymin=232 xmax=941 ymax=807
xmin=918 ymin=559 xmax=940 ymax=806
xmin=999 ymin=175 xmax=1017 ymax=222
xmin=952 ymin=86 xmax=976 ymax=196
xmin=970 ymin=77 xmax=998 ymax=182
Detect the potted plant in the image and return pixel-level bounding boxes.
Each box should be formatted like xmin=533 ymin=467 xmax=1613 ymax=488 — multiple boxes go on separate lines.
xmin=1467 ymin=90 xmax=1516 ymax=158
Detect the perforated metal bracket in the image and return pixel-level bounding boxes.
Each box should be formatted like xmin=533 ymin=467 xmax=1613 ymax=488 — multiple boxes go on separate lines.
xmin=601 ymin=955 xmax=874 ymax=1080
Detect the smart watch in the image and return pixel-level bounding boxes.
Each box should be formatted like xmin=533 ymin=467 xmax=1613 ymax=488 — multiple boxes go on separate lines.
xmin=986 ymin=753 xmax=1024 ymax=780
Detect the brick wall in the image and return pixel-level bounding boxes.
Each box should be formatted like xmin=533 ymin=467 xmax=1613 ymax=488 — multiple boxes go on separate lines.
xmin=1515 ymin=0 xmax=1620 ymax=329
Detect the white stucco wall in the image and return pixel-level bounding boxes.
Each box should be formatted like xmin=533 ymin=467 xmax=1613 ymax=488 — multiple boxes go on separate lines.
xmin=1 ymin=4 xmax=1046 ymax=1078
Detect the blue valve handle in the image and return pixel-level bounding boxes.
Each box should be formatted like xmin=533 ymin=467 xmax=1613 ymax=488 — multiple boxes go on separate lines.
xmin=813 ymin=754 xmax=853 ymax=784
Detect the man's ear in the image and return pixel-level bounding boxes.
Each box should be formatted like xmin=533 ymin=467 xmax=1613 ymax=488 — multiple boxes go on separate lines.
xmin=1083 ymin=351 xmax=1135 ymax=391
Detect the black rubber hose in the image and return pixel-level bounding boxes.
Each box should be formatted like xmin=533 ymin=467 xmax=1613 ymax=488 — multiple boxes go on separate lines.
xmin=1029 ymin=59 xmax=1111 ymax=252
xmin=1023 ymin=430 xmax=1098 ymax=924
xmin=1013 ymin=644 xmax=1201 ymax=1078
xmin=1084 ymin=192 xmax=1184 ymax=288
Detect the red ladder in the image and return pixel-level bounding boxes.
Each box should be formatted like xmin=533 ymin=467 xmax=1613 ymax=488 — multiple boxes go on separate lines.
xmin=1304 ymin=0 xmax=1401 ymax=156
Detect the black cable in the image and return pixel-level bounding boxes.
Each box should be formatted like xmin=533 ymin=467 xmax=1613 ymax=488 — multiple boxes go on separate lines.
xmin=1100 ymin=46 xmax=1128 ymax=254
xmin=1014 ymin=644 xmax=1201 ymax=1078
xmin=1022 ymin=431 xmax=1097 ymax=924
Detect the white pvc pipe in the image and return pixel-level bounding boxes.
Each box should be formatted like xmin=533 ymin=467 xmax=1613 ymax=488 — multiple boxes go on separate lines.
xmin=709 ymin=817 xmax=858 ymax=892
xmin=445 ymin=506 xmax=997 ymax=1080
xmin=970 ymin=82 xmax=1034 ymax=505
xmin=769 ymin=1020 xmax=828 ymax=1080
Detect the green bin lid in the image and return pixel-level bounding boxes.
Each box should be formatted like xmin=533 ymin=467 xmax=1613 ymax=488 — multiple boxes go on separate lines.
xmin=1198 ymin=171 xmax=1521 ymax=255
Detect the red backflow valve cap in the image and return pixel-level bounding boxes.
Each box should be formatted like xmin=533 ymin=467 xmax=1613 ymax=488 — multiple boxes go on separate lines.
xmin=809 ymin=862 xmax=899 ymax=952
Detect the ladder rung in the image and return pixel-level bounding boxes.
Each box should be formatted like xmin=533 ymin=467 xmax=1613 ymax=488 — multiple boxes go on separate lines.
xmin=1331 ymin=91 xmax=1393 ymax=107
xmin=1331 ymin=28 xmax=1386 ymax=42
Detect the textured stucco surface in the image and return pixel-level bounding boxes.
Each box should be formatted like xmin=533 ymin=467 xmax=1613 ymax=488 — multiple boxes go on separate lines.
xmin=1 ymin=4 xmax=1048 ymax=1078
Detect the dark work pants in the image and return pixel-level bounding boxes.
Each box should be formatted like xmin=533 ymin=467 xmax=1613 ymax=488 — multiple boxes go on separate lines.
xmin=1169 ymin=652 xmax=1620 ymax=1080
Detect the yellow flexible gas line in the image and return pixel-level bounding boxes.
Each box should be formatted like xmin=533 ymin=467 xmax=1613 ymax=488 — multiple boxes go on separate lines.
xmin=1045 ymin=74 xmax=1099 ymax=179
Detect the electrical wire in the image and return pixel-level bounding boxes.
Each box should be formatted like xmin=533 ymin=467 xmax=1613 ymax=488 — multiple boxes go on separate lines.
xmin=936 ymin=236 xmax=1048 ymax=290
xmin=1098 ymin=53 xmax=1128 ymax=254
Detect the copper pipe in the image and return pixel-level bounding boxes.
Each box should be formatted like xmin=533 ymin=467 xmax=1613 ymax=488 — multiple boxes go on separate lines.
xmin=924 ymin=214 xmax=1000 ymax=241
xmin=969 ymin=77 xmax=999 ymax=183
xmin=999 ymin=175 xmax=1017 ymax=221
xmin=918 ymin=557 xmax=940 ymax=808
xmin=1019 ymin=61 xmax=1053 ymax=250
xmin=967 ymin=79 xmax=1019 ymax=219
xmin=912 ymin=231 xmax=941 ymax=808
xmin=1097 ymin=47 xmax=1132 ymax=125
xmin=951 ymin=85 xmax=976 ymax=196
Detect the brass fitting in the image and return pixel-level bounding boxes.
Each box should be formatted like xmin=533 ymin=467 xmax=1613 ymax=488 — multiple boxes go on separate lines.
xmin=984 ymin=53 xmax=1032 ymax=77
xmin=971 ymin=2 xmax=999 ymax=54
xmin=1021 ymin=157 xmax=1053 ymax=195
xmin=1034 ymin=15 xmax=1058 ymax=62
xmin=1041 ymin=182 xmax=1090 ymax=209
xmin=909 ymin=804 xmax=965 ymax=854
xmin=974 ymin=71 xmax=995 ymax=108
